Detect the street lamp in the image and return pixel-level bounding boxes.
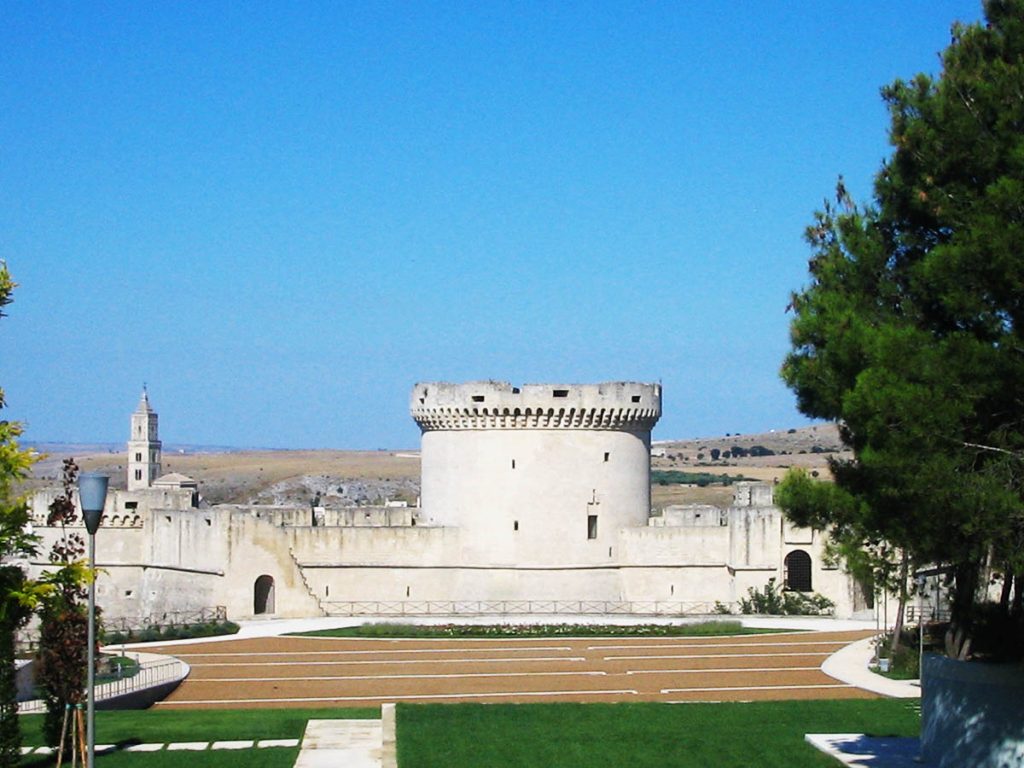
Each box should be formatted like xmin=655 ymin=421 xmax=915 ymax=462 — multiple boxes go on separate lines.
xmin=78 ymin=472 xmax=108 ymax=768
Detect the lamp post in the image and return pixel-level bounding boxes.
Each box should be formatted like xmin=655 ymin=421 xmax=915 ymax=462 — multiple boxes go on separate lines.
xmin=78 ymin=472 xmax=108 ymax=768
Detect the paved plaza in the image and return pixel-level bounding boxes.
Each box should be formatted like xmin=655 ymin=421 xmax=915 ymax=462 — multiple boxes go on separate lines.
xmin=148 ymin=629 xmax=877 ymax=709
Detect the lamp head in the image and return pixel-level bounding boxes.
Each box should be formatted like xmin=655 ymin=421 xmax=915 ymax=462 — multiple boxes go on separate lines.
xmin=78 ymin=472 xmax=109 ymax=535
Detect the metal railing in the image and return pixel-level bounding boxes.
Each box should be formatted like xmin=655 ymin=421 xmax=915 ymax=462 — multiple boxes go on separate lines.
xmin=321 ymin=599 xmax=729 ymax=617
xmin=16 ymin=606 xmax=228 ymax=655
xmin=906 ymin=605 xmax=950 ymax=623
xmin=18 ymin=657 xmax=187 ymax=714
xmin=102 ymin=606 xmax=228 ymax=635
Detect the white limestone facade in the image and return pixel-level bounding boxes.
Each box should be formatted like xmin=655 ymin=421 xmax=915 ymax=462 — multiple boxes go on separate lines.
xmin=26 ymin=382 xmax=872 ymax=623
xmin=413 ymin=381 xmax=659 ymax=568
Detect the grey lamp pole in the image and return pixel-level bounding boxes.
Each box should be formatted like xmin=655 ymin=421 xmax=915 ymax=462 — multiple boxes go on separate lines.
xmin=78 ymin=473 xmax=108 ymax=768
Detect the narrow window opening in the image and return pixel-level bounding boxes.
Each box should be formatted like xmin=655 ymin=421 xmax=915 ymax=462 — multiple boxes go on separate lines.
xmin=406 ymin=586 xmax=411 ymax=597
xmin=587 ymin=514 xmax=598 ymax=539
xmin=472 ymin=394 xmax=485 ymax=402
xmin=512 ymin=387 xmax=521 ymax=394
xmin=125 ymin=590 xmax=133 ymax=597
xmin=325 ymin=585 xmax=330 ymax=597
xmin=608 ymin=546 xmax=613 ymax=557
xmin=134 ymin=469 xmax=142 ymax=481
xmin=513 ymin=520 xmax=519 ymax=531
xmin=511 ymin=459 xmax=516 ymax=469
xmin=631 ymin=395 xmax=641 ymax=403
xmin=670 ymin=584 xmax=675 ymax=596
xmin=603 ymin=452 xmax=610 ymax=462
xmin=135 ymin=452 xmax=142 ymax=462
xmin=164 ymin=515 xmax=171 ymax=523
xmin=553 ymin=389 xmax=569 ymax=398
xmin=205 ymin=518 xmax=211 ymax=526
xmin=125 ymin=502 xmax=138 ymax=511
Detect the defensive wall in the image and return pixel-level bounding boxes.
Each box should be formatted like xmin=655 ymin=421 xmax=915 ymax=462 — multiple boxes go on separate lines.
xmin=25 ymin=383 xmax=866 ymax=622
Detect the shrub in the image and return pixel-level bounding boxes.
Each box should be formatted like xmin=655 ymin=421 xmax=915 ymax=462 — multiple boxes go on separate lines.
xmin=102 ymin=620 xmax=240 ymax=645
xmin=738 ymin=579 xmax=834 ymax=616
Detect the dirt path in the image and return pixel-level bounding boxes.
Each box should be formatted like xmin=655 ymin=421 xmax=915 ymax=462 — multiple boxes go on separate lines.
xmin=147 ymin=630 xmax=876 ymax=709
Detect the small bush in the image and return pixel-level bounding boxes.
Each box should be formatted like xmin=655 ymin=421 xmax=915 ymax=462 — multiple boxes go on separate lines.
xmin=296 ymin=621 xmax=762 ymax=639
xmin=739 ymin=579 xmax=834 ymax=616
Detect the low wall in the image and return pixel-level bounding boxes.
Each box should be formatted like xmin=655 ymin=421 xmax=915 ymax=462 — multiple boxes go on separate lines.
xmin=921 ymin=653 xmax=1024 ymax=768
xmin=17 ymin=653 xmax=188 ymax=713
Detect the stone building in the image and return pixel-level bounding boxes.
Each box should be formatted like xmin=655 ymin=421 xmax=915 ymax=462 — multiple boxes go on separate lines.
xmin=27 ymin=384 xmax=869 ymax=622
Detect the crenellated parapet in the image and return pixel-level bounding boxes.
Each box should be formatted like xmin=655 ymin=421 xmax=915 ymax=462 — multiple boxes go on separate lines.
xmin=411 ymin=381 xmax=661 ymax=432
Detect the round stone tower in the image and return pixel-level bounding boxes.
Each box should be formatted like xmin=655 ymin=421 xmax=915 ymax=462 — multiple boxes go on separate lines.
xmin=411 ymin=381 xmax=661 ymax=571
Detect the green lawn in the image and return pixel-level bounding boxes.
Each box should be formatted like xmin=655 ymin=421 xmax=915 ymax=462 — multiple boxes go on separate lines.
xmin=18 ymin=707 xmax=378 ymax=767
xmin=16 ymin=698 xmax=919 ymax=767
xmin=396 ymin=699 xmax=920 ymax=768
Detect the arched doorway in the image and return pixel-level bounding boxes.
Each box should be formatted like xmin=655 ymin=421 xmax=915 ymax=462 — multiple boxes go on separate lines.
xmin=254 ymin=574 xmax=276 ymax=615
xmin=784 ymin=550 xmax=812 ymax=592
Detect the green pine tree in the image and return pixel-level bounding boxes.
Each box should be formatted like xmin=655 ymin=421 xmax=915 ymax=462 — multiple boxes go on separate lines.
xmin=783 ymin=0 xmax=1024 ymax=659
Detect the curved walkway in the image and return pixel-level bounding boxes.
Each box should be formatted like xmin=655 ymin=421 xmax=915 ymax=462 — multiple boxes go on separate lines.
xmin=821 ymin=636 xmax=920 ymax=698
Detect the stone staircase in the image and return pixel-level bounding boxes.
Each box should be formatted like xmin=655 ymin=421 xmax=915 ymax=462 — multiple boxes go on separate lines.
xmin=288 ymin=546 xmax=328 ymax=616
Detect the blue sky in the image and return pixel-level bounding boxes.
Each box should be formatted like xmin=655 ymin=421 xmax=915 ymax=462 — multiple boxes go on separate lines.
xmin=1 ymin=2 xmax=982 ymax=449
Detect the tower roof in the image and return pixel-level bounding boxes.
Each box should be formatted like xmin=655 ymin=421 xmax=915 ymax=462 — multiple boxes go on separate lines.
xmin=135 ymin=387 xmax=153 ymax=414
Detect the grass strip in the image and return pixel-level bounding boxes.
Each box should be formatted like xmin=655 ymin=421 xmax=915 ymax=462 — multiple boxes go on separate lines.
xmin=396 ymin=699 xmax=920 ymax=768
xmin=24 ymin=749 xmax=299 ymax=768
xmin=290 ymin=620 xmax=793 ymax=639
xmin=18 ymin=706 xmax=379 ymax=747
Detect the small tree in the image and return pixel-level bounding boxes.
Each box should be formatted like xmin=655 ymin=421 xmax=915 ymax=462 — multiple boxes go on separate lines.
xmin=36 ymin=460 xmax=93 ymax=747
xmin=776 ymin=469 xmax=912 ymax=654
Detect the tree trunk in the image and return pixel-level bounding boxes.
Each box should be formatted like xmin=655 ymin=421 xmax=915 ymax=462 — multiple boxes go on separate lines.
xmin=1013 ymin=572 xmax=1023 ymax=618
xmin=944 ymin=561 xmax=980 ymax=660
xmin=999 ymin=564 xmax=1014 ymax=613
xmin=889 ymin=551 xmax=910 ymax=656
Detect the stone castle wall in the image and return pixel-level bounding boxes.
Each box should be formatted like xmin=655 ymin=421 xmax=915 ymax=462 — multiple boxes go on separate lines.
xmin=25 ymin=382 xmax=867 ymax=622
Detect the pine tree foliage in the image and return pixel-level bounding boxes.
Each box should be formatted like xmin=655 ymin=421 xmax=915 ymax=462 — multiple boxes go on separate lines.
xmin=782 ymin=0 xmax=1024 ymax=658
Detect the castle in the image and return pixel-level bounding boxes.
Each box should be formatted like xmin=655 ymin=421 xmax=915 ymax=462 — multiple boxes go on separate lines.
xmin=28 ymin=384 xmax=869 ymax=621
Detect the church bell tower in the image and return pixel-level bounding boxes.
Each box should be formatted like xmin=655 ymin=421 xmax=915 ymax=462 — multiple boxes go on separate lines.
xmin=127 ymin=387 xmax=162 ymax=490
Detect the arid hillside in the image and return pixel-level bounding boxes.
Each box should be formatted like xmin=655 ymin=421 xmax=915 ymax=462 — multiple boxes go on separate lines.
xmin=27 ymin=424 xmax=847 ymax=509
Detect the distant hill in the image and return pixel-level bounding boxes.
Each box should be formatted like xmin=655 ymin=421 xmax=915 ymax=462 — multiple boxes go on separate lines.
xmin=653 ymin=423 xmax=847 ymax=467
xmin=24 ymin=424 xmax=848 ymax=509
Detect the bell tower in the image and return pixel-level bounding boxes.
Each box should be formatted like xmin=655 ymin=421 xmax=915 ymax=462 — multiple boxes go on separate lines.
xmin=127 ymin=387 xmax=162 ymax=490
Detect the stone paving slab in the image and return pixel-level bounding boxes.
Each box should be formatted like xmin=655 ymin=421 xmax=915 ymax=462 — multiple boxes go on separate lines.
xmin=23 ymin=738 xmax=301 ymax=755
xmin=294 ymin=719 xmax=383 ymax=768
xmin=124 ymin=743 xmax=164 ymax=752
xmin=259 ymin=738 xmax=301 ymax=748
xmin=168 ymin=741 xmax=209 ymax=750
xmin=213 ymin=739 xmax=256 ymax=749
